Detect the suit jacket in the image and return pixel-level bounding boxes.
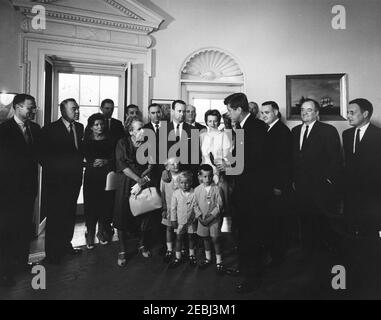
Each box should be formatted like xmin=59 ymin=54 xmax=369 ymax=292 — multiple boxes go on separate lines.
xmin=167 ymin=121 xmax=194 ymax=160
xmin=40 ymin=119 xmax=84 ymax=186
xmin=0 ymin=118 xmax=41 ymax=228
xmin=343 ymin=124 xmax=381 ymax=216
xmin=263 ymin=120 xmax=292 ymax=192
xmin=292 ymin=121 xmax=342 ymax=192
xmin=191 ymin=122 xmax=207 ymax=131
xmin=107 ymin=118 xmax=125 ymax=142
xmin=167 ymin=121 xmax=200 ymax=177
xmin=234 ymin=115 xmax=267 ymax=196
xmin=0 ymin=118 xmax=41 ymax=197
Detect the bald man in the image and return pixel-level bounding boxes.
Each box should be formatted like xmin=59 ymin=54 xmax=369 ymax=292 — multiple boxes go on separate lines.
xmin=185 ymin=105 xmax=206 ymax=131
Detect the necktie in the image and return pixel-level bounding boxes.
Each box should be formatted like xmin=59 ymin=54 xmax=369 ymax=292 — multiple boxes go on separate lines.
xmin=354 ymin=128 xmax=361 ymax=154
xmin=235 ymin=123 xmax=241 ymax=130
xmin=155 ymin=124 xmax=160 ymax=135
xmin=176 ymin=124 xmax=180 ymax=141
xmin=266 ymin=124 xmax=270 ymax=132
xmin=175 ymin=124 xmax=180 ymax=157
xmin=106 ymin=119 xmax=111 ymax=132
xmin=301 ymin=125 xmax=309 ymax=151
xmin=25 ymin=122 xmax=33 ymax=145
xmin=69 ymin=123 xmax=79 ymax=150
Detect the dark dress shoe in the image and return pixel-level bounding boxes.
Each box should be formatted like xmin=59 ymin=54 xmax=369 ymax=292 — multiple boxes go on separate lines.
xmin=21 ymin=262 xmax=41 ymax=273
xmin=0 ymin=276 xmax=16 ymax=288
xmin=67 ymin=248 xmax=83 ymax=256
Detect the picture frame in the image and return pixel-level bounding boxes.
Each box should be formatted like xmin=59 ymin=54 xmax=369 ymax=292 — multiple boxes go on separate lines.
xmin=286 ymin=74 xmax=348 ymax=121
xmin=151 ymin=99 xmax=174 ymax=122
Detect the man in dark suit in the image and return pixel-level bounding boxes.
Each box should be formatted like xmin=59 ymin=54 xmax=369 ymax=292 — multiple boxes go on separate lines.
xmin=100 ymin=99 xmax=125 ymax=144
xmin=144 ymin=103 xmax=166 ymax=187
xmin=343 ymin=98 xmax=381 ymax=237
xmin=186 ymin=104 xmax=207 ymax=131
xmin=40 ymin=98 xmax=84 ymax=264
xmin=98 ymin=99 xmax=124 ymax=243
xmin=292 ymin=99 xmax=342 ymax=258
xmin=225 ymin=93 xmax=267 ymax=293
xmin=167 ymin=100 xmax=199 ymax=176
xmin=0 ymin=94 xmax=41 ymax=287
xmin=261 ymin=101 xmax=292 ymax=267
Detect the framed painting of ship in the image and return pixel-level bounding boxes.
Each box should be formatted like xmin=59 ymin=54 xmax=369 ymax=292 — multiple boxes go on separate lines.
xmin=286 ymin=74 xmax=348 ymax=121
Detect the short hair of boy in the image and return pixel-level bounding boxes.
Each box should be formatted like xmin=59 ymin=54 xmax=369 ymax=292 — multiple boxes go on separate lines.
xmin=199 ymin=164 xmax=214 ymax=174
xmin=178 ymin=170 xmax=193 ymax=183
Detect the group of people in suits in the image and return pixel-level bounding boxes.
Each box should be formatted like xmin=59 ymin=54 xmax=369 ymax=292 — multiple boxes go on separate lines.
xmin=0 ymin=92 xmax=380 ymax=295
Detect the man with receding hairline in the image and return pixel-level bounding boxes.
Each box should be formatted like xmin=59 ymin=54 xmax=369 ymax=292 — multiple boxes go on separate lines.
xmin=291 ymin=98 xmax=342 ymax=259
xmin=40 ymin=98 xmax=84 ymax=265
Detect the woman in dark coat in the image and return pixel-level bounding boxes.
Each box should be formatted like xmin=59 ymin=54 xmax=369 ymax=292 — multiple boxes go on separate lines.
xmin=83 ymin=113 xmax=114 ymax=249
xmin=113 ymin=116 xmax=154 ymax=267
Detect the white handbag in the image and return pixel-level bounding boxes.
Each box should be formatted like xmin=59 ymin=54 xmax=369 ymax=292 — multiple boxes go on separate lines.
xmin=129 ymin=187 xmax=162 ymax=217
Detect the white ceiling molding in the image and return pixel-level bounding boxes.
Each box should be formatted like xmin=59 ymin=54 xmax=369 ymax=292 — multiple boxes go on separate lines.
xmin=181 ymin=49 xmax=244 ymax=83
xmin=11 ymin=0 xmax=164 ymax=40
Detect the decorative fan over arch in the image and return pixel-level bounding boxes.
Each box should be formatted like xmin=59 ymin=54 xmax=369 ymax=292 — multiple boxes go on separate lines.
xmin=181 ymin=49 xmax=244 ymax=83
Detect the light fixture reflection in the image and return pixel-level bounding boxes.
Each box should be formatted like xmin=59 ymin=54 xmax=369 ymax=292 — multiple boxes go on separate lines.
xmin=0 ymin=92 xmax=17 ymax=106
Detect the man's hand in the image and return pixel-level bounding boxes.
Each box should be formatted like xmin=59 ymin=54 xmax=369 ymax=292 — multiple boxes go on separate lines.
xmin=273 ymin=188 xmax=282 ymax=196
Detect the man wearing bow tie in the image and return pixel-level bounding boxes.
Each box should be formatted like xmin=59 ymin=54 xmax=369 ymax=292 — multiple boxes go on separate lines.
xmin=0 ymin=94 xmax=41 ymax=287
xmin=343 ymin=98 xmax=381 ymax=237
xmin=40 ymin=98 xmax=84 ymax=265
xmin=292 ymin=99 xmax=342 ymax=258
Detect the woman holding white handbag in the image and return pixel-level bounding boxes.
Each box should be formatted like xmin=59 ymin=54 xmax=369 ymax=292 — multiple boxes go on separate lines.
xmin=113 ymin=116 xmax=159 ymax=267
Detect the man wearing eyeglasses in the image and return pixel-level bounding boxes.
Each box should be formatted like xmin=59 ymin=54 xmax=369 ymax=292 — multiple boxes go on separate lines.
xmin=0 ymin=94 xmax=41 ymax=287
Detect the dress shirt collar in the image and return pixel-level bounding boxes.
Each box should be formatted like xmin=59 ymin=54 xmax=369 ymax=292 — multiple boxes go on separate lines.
xmin=14 ymin=115 xmax=26 ymax=126
xmin=268 ymin=118 xmax=279 ymax=131
xmin=152 ymin=121 xmax=161 ymax=128
xmin=61 ymin=117 xmax=75 ymax=130
xmin=356 ymin=122 xmax=370 ymax=137
xmin=302 ymin=120 xmax=317 ymax=131
xmin=240 ymin=113 xmax=251 ymax=128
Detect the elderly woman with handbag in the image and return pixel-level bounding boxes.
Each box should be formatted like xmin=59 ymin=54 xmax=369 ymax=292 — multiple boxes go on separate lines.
xmin=113 ymin=116 xmax=159 ymax=267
